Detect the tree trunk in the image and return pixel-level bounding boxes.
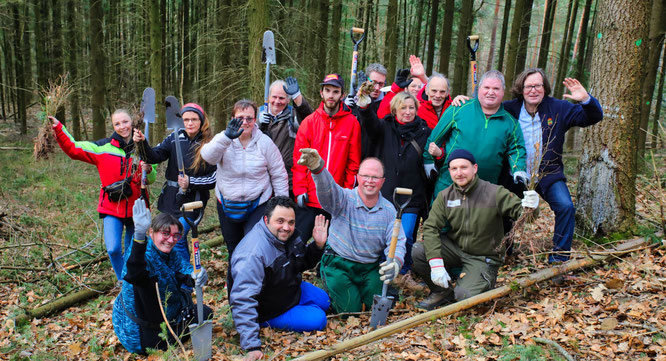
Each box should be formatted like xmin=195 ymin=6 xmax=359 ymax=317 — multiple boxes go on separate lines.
xmin=497 ymin=0 xmax=512 ymax=73
xmin=89 ymin=0 xmax=106 ymax=140
xmin=411 ymin=0 xmax=425 ymax=56
xmin=537 ymin=0 xmax=557 ymax=70
xmin=637 ymin=0 xmax=665 ymax=156
xmin=554 ymin=0 xmax=580 ymax=98
xmin=485 ymin=0 xmax=502 ymax=72
xmin=66 ymin=0 xmax=81 ymax=140
xmin=425 ymin=0 xmax=439 ymax=75
xmin=576 ymin=0 xmax=649 ymax=237
xmin=438 ymin=0 xmax=454 ymax=76
xmin=574 ymin=0 xmax=593 ymax=80
xmin=452 ymin=0 xmax=474 ymax=96
xmin=149 ymin=0 xmax=165 ymax=141
xmin=582 ymin=0 xmax=599 ymax=76
xmin=248 ymin=0 xmax=269 ymax=102
xmin=21 ymin=3 xmax=33 ymax=104
xmin=652 ymin=43 xmax=666 ymax=148
xmin=329 ymin=0 xmax=342 ymax=73
xmin=514 ymin=0 xmax=534 ymax=77
xmin=51 ymin=0 xmax=66 ymax=123
xmin=316 ymin=0 xmax=330 ymax=81
xmin=34 ymin=0 xmax=50 ymax=88
xmin=385 ymin=0 xmax=399 ymax=81
xmin=12 ymin=4 xmax=27 ymax=135
xmin=503 ymin=0 xmax=525 ymax=97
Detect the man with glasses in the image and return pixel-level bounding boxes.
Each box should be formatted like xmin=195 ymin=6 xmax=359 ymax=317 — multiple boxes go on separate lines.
xmin=297 ymin=149 xmax=406 ymax=313
xmin=292 ymin=73 xmax=361 ymax=243
xmin=345 ymin=63 xmax=388 ymax=158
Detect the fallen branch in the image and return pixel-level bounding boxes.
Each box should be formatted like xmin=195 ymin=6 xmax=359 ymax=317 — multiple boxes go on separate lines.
xmin=0 ymin=265 xmax=48 ymax=271
xmin=294 ymin=237 xmax=650 ymax=360
xmin=534 ymin=337 xmax=575 ymax=361
xmin=199 ymin=224 xmax=220 ymax=235
xmin=0 ymin=146 xmax=31 ymax=151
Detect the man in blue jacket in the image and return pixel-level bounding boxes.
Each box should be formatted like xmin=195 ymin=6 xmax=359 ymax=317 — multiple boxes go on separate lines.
xmin=503 ymin=69 xmax=603 ymax=264
xmin=229 ymin=196 xmax=330 ymax=361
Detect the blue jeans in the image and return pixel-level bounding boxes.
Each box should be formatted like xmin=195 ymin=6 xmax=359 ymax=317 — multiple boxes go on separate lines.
xmin=261 ymin=281 xmax=329 ymax=332
xmin=103 ymin=215 xmax=134 ymax=280
xmin=172 ymin=217 xmax=192 ymax=263
xmin=399 ymin=212 xmax=419 ymax=274
xmin=540 ymin=180 xmax=575 ymax=263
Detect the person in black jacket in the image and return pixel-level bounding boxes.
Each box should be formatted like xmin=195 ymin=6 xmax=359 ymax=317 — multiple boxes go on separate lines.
xmin=229 ymin=196 xmax=329 ymax=361
xmin=133 ymin=103 xmax=217 ymax=261
xmin=357 ymin=91 xmax=431 ymax=276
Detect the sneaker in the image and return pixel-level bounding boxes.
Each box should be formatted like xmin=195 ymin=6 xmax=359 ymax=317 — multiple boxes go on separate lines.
xmin=417 ymin=291 xmax=453 ymax=310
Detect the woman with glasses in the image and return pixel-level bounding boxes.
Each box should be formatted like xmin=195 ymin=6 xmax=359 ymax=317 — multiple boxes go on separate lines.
xmin=357 ymin=92 xmax=432 ymax=277
xmin=132 ymin=103 xmax=217 ymax=262
xmin=201 ymin=99 xmax=289 ymax=257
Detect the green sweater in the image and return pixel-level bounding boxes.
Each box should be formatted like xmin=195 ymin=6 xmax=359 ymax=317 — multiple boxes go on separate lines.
xmin=422 ymin=176 xmax=523 ymax=262
xmin=423 ymin=98 xmax=527 ymax=197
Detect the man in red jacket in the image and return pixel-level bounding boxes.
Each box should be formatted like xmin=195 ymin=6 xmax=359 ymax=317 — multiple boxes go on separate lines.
xmin=292 ymin=73 xmax=362 ymax=241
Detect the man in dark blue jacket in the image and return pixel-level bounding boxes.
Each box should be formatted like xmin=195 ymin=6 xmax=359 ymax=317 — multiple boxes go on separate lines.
xmin=503 ymin=68 xmax=603 ymax=263
xmin=229 ymin=196 xmax=329 ymax=361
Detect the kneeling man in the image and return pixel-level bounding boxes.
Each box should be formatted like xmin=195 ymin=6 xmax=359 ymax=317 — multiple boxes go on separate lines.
xmin=413 ymin=149 xmax=539 ymax=309
xmin=230 ymin=196 xmax=330 ymax=361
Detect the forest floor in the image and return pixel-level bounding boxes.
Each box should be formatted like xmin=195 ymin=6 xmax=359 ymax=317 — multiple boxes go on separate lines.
xmin=0 ymin=118 xmax=665 ymax=360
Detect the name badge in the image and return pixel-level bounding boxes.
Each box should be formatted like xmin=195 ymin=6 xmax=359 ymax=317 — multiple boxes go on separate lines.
xmin=447 ymin=199 xmax=461 ymax=207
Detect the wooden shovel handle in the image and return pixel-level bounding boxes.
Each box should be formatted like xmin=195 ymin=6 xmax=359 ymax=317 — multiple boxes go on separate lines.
xmin=182 ymin=201 xmax=203 ymax=211
xmin=351 ymin=27 xmax=365 ymax=34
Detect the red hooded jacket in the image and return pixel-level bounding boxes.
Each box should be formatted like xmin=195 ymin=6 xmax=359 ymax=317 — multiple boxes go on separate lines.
xmin=377 ymin=82 xmax=452 ymax=129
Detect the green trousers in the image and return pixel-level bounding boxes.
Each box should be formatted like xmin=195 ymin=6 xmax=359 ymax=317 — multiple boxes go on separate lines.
xmin=320 ymin=252 xmax=383 ymax=313
xmin=412 ymin=235 xmax=502 ymax=301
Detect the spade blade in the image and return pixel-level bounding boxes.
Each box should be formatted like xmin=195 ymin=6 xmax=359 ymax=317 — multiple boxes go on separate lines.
xmin=262 ymin=30 xmax=276 ymax=65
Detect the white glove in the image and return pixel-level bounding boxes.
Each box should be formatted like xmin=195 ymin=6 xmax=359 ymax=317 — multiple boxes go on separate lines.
xmin=522 ymin=190 xmax=539 ymax=209
xmin=512 ymin=171 xmax=529 ymax=185
xmin=192 ymin=266 xmax=208 ymax=287
xmin=344 ymin=94 xmax=357 ymax=108
xmin=429 ymin=258 xmax=451 ymax=288
xmin=132 ymin=200 xmax=151 ymax=241
xmin=424 ymin=163 xmax=438 ymax=180
xmin=296 ymin=193 xmax=308 ymax=208
xmin=379 ymin=260 xmax=400 ymax=285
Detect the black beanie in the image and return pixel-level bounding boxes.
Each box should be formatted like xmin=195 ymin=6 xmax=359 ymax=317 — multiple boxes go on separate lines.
xmin=447 ymin=148 xmax=476 ymax=167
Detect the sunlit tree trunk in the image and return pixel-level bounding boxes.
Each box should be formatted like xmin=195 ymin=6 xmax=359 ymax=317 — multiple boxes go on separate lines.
xmin=425 ymin=0 xmax=438 ymax=76
xmin=652 ymin=43 xmax=666 ymax=148
xmin=385 ymin=0 xmax=398 ymax=81
xmin=66 ymin=0 xmax=81 ymax=139
xmin=497 ymin=0 xmax=512 ymax=73
xmin=537 ymin=0 xmax=557 ymax=70
xmin=554 ymin=0 xmax=580 ymax=98
xmin=452 ymin=0 xmax=474 ymax=96
xmin=438 ymin=0 xmax=454 ymax=76
xmin=503 ymin=0 xmax=525 ymax=98
xmin=248 ymin=0 xmax=268 ymax=102
xmin=90 ymin=0 xmax=106 ymax=140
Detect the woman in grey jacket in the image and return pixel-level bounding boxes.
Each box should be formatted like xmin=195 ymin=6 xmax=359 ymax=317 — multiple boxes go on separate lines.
xmin=201 ymin=99 xmax=289 ymax=257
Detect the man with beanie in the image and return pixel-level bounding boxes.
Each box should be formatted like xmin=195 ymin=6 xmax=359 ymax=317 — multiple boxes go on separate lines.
xmin=412 ymin=148 xmax=540 ymax=309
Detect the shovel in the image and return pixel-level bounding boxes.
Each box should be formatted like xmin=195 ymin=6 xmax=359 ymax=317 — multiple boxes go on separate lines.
xmin=262 ymin=30 xmax=276 ymax=109
xmin=181 ymin=200 xmax=212 ymax=361
xmin=369 ymin=187 xmax=413 ymax=329
xmin=348 ymin=27 xmax=366 ymax=94
xmin=165 ymin=96 xmax=186 ymax=197
xmin=139 ymin=87 xmax=155 ymax=205
xmin=467 ymin=35 xmax=480 ymax=95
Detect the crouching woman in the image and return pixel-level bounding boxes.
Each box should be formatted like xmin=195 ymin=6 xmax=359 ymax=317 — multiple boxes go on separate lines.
xmin=112 ymin=201 xmax=212 ymax=354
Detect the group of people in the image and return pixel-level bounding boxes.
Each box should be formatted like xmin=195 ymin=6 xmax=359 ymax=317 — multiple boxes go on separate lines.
xmin=50 ymin=51 xmax=603 ymax=358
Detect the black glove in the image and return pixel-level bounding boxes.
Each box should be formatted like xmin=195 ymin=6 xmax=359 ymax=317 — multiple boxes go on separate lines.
xmin=353 ymin=70 xmax=367 ymax=94
xmin=395 ymin=68 xmax=413 ymax=89
xmin=225 ymin=117 xmax=244 ymax=139
xmin=283 ymin=76 xmax=301 ymax=99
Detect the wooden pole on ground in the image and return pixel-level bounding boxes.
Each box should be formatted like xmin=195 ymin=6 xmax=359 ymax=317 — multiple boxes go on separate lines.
xmin=295 ymin=237 xmax=652 ymax=361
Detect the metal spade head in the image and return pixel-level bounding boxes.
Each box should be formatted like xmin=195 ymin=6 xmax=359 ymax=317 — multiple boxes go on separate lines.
xmin=189 ymin=320 xmax=212 ymax=361
xmin=165 ymin=95 xmax=183 ymax=130
xmin=369 ymin=293 xmax=394 ymax=329
xmin=262 ymin=30 xmax=276 ymax=65
xmin=141 ymin=88 xmax=156 ymax=124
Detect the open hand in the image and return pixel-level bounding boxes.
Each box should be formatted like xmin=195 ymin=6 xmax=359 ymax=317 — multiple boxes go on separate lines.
xmin=225 ymin=117 xmax=244 ymax=139
xmin=409 ymin=55 xmax=425 ymax=79
xmin=562 ymin=78 xmax=590 ymax=102
xmin=451 ymin=95 xmax=470 ymax=107
xmin=312 ymin=214 xmax=329 ymax=249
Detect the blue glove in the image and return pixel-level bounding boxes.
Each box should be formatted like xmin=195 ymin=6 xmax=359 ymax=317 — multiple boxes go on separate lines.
xmin=132 ymin=200 xmax=151 ymax=241
xmin=283 ymin=76 xmax=302 ymax=99
xmin=513 ymin=171 xmax=529 ymax=185
xmin=424 ymin=163 xmax=438 ymax=180
xmin=225 ymin=117 xmax=244 ymax=139
xmin=191 ymin=266 xmax=208 ymax=287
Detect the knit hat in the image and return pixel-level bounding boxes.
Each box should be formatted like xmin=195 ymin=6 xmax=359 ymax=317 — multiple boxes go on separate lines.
xmin=447 ymin=148 xmax=476 ymax=167
xmin=181 ymin=103 xmax=205 ymax=122
xmin=320 ymin=73 xmax=344 ymax=90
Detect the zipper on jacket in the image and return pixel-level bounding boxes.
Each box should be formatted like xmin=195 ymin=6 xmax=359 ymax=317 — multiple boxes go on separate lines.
xmin=326 ymin=118 xmax=333 ymax=170
xmin=463 ymin=193 xmax=469 ymax=251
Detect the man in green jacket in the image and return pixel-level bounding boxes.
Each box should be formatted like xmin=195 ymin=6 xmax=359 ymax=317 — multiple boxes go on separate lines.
xmin=413 ymin=149 xmax=539 ymax=309
xmin=423 ymin=70 xmax=528 ymax=198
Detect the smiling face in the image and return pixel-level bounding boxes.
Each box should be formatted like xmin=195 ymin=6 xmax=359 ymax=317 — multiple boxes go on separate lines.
xmin=112 ymin=112 xmax=132 ymax=141
xmin=182 ymin=111 xmax=202 ymax=139
xmin=264 ymin=205 xmax=296 ymax=242
xmin=320 ymin=85 xmax=343 ymax=112
xmin=407 ymin=78 xmax=423 ymax=96
xmin=448 ymin=158 xmax=478 ymax=188
xmin=368 ymin=71 xmax=387 ymax=99
xmin=395 ymin=98 xmax=417 ymax=124
xmin=234 ymin=107 xmax=256 ymax=139
xmin=427 ymin=77 xmax=449 ymax=108
xmin=478 ymin=77 xmax=504 ymax=113
xmin=356 ymin=158 xmax=385 ymax=200
xmin=269 ymin=84 xmax=289 ymax=115
xmin=149 ymin=224 xmax=182 ymax=254
xmin=522 ymin=72 xmax=545 ymax=110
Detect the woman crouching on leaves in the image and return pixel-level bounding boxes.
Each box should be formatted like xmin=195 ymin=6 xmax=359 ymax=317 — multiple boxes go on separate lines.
xmin=201 ymin=99 xmax=289 ymax=258
xmin=49 ymin=111 xmax=155 ymax=281
xmin=133 ymin=103 xmax=216 ymax=262
xmin=112 ymin=200 xmax=212 ymax=354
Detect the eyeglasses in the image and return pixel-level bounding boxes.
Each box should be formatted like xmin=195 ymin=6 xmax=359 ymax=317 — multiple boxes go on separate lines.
xmin=523 ymin=84 xmax=544 ymax=92
xmin=159 ymin=230 xmax=182 ymax=241
xmin=358 ymin=174 xmax=384 ymax=181
xmin=236 ymin=117 xmax=255 ymax=123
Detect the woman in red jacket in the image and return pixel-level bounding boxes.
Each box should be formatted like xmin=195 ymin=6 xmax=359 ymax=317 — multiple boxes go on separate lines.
xmin=49 ymin=111 xmax=154 ymax=280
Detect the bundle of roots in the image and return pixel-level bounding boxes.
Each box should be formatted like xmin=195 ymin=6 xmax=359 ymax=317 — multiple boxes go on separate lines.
xmin=33 ymin=74 xmax=72 ymax=160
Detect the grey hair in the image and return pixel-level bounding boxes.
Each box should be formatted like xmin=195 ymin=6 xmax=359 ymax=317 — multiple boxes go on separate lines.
xmin=427 ymin=72 xmax=451 ymax=92
xmin=365 ymin=63 xmax=387 ymax=76
xmin=269 ymin=80 xmax=290 ymax=101
xmin=478 ymin=70 xmax=506 ymax=89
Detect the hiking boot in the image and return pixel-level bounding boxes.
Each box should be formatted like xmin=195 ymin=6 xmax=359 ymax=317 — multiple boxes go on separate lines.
xmin=398 ymin=272 xmax=426 ymax=292
xmin=417 ymin=291 xmax=453 ymax=310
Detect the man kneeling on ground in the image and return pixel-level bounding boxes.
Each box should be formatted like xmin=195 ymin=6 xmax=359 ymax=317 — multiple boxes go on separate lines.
xmin=413 ymin=149 xmax=539 ymax=309
xmin=229 ymin=196 xmax=330 ymax=361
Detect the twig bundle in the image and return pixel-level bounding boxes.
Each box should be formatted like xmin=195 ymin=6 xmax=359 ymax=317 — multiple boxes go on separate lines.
xmin=34 ymin=73 xmax=73 ymax=160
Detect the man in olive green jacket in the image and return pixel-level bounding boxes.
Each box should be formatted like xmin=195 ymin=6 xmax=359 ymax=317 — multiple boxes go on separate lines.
xmin=413 ymin=149 xmax=539 ymax=310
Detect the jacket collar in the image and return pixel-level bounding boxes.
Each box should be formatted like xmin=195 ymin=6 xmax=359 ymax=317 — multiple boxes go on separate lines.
xmin=257 ymin=217 xmax=301 ymax=250
xmin=453 ymin=175 xmax=479 ymax=195
xmin=315 ymin=101 xmax=351 ymax=121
